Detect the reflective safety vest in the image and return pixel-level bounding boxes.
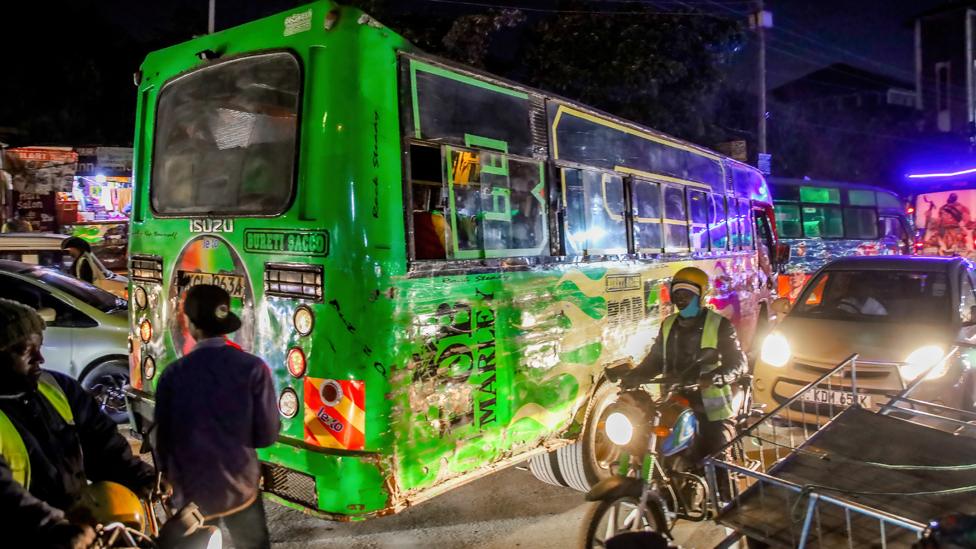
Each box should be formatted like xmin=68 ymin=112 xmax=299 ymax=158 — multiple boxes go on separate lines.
xmin=0 ymin=373 xmax=75 ymax=487
xmin=661 ymin=309 xmax=736 ymax=422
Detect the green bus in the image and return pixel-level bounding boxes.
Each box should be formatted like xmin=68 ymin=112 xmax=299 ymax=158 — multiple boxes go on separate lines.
xmin=125 ymin=1 xmax=784 ymax=520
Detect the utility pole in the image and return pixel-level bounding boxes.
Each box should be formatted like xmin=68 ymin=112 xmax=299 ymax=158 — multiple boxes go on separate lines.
xmin=751 ymin=2 xmax=773 ymax=172
xmin=208 ymin=0 xmax=216 ymax=34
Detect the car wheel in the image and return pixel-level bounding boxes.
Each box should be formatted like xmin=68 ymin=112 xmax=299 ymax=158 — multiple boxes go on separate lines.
xmin=81 ymin=359 xmax=130 ymax=424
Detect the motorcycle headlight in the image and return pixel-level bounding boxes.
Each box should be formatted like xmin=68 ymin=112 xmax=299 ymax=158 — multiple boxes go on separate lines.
xmin=900 ymin=345 xmax=948 ymax=381
xmin=761 ymin=332 xmax=792 ymax=367
xmin=605 ymin=412 xmax=634 ymax=446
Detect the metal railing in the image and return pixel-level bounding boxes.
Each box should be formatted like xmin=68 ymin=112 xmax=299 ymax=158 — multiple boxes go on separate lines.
xmin=704 ymin=353 xmax=943 ymax=548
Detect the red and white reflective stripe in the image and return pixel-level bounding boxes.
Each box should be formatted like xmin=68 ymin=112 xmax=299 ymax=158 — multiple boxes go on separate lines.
xmin=303 ymin=377 xmax=365 ymax=451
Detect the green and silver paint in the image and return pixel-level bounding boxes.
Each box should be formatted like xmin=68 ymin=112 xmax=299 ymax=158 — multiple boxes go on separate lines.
xmin=127 ymin=1 xmax=772 ymax=520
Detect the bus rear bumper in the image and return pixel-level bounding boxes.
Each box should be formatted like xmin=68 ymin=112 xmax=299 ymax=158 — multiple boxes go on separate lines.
xmin=126 ymin=387 xmax=394 ymax=518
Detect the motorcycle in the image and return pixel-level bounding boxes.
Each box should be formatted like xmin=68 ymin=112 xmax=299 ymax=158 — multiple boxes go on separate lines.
xmin=75 ymin=476 xmax=221 ymax=549
xmin=582 ymin=351 xmax=757 ymax=549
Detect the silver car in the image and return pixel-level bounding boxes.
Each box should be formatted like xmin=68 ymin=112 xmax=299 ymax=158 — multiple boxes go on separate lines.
xmin=0 ymin=259 xmax=130 ymax=422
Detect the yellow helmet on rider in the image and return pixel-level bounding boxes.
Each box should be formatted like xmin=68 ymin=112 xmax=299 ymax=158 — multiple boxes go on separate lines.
xmin=671 ymin=267 xmax=709 ymax=296
xmin=73 ymin=481 xmax=147 ymax=532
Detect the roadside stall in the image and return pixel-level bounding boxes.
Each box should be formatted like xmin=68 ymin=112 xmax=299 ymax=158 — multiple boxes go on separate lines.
xmin=2 ymin=146 xmax=77 ymax=233
xmin=58 ymin=147 xmax=132 ymax=271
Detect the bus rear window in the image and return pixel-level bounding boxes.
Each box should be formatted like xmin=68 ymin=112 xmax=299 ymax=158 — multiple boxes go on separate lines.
xmin=151 ymin=52 xmax=301 ymax=216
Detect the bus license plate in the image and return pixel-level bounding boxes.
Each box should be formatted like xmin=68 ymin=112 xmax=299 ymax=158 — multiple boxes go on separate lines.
xmin=801 ymin=389 xmax=871 ymax=408
xmin=177 ymin=271 xmax=246 ymax=298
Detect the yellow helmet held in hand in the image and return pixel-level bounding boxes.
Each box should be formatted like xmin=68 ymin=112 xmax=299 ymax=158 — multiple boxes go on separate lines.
xmin=74 ymin=481 xmax=146 ymax=532
xmin=671 ymin=267 xmax=710 ymax=296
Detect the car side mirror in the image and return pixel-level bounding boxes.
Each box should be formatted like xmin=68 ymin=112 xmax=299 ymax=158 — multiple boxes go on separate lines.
xmin=772 ymin=297 xmax=791 ymax=316
xmin=37 ymin=307 xmax=57 ymax=323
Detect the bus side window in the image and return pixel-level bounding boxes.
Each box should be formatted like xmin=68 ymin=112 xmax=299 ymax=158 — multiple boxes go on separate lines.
xmin=632 ymin=179 xmax=664 ymax=253
xmin=663 ymin=184 xmax=689 ymax=252
xmin=709 ymin=194 xmax=729 ymax=250
xmin=445 ymin=147 xmax=548 ymax=259
xmin=738 ymin=199 xmax=754 ymax=249
xmin=774 ymin=203 xmax=802 ymax=238
xmin=843 ymin=208 xmax=879 ymax=239
xmin=881 ymin=216 xmax=910 ymax=252
xmin=562 ymin=168 xmax=627 ymax=255
xmin=688 ymin=190 xmax=710 ymax=251
xmin=409 ymin=144 xmax=448 ymax=260
xmin=802 ymin=206 xmax=843 ymax=238
xmin=728 ymin=196 xmax=741 ymax=249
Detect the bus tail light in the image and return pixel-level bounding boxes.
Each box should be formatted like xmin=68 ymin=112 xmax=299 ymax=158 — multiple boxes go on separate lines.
xmin=287 ymin=348 xmax=307 ymax=378
xmin=139 ymin=320 xmax=153 ymax=343
xmin=279 ymin=388 xmax=299 ymax=418
xmin=142 ymin=355 xmax=157 ymax=380
xmin=293 ymin=306 xmax=314 ymax=336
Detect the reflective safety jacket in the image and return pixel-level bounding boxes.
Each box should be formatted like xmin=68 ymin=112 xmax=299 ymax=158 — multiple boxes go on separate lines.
xmin=0 ymin=370 xmax=154 ymax=539
xmin=632 ymin=308 xmax=746 ymax=421
xmin=0 ymin=372 xmax=74 ymax=488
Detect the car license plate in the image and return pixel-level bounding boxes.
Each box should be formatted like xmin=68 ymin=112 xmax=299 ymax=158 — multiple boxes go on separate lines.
xmin=177 ymin=271 xmax=246 ymax=298
xmin=801 ymin=388 xmax=871 ymax=408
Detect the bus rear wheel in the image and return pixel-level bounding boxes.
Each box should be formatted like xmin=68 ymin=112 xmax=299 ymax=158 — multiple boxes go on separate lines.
xmin=528 ymin=381 xmax=620 ymax=492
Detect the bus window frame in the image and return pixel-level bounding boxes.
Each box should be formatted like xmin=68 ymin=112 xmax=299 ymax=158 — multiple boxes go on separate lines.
xmin=557 ymin=163 xmax=630 ymax=257
xmin=842 ymin=206 xmax=880 ymax=240
xmin=148 ymin=49 xmax=305 ymax=219
xmin=799 ymin=203 xmax=844 ymax=239
xmin=662 ymin=183 xmax=691 ymax=253
xmin=629 ymin=177 xmax=666 ymax=255
xmin=442 ymin=144 xmax=549 ymax=260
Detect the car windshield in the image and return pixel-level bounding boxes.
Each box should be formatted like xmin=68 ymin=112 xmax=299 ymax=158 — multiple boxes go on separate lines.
xmin=22 ymin=267 xmax=125 ymax=313
xmin=793 ymin=269 xmax=950 ymax=323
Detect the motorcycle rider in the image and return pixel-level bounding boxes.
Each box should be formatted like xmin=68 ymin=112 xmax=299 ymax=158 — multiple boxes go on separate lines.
xmin=0 ymin=298 xmax=155 ymax=548
xmin=622 ymin=267 xmax=746 ymax=479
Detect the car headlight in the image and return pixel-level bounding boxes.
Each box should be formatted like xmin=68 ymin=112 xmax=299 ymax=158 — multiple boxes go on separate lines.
xmin=761 ymin=332 xmax=792 ymax=367
xmin=900 ymin=345 xmax=948 ymax=381
xmin=605 ymin=412 xmax=634 ymax=446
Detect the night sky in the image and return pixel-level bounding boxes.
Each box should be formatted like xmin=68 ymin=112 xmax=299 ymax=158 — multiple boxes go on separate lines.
xmin=0 ymin=0 xmax=958 ymax=146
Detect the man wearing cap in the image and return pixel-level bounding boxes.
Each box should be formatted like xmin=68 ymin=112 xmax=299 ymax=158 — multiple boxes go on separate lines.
xmin=60 ymin=237 xmax=96 ymax=284
xmin=623 ymin=267 xmax=746 ymax=477
xmin=155 ymin=284 xmax=279 ymax=549
xmin=0 ymin=298 xmax=155 ymax=547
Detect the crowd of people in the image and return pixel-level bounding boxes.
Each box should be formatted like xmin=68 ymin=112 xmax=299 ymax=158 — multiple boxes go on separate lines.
xmin=0 ymin=284 xmax=278 ymax=549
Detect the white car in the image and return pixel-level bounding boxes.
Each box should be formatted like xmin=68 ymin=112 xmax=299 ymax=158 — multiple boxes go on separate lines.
xmin=0 ymin=259 xmax=130 ymax=422
xmin=0 ymin=233 xmax=129 ymax=299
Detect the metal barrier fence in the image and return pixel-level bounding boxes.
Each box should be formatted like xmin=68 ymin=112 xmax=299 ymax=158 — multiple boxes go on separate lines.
xmin=703 ymin=349 xmax=968 ymax=549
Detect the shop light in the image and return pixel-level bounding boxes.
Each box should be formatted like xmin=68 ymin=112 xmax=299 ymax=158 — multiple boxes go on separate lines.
xmin=907 ymin=166 xmax=976 ymax=179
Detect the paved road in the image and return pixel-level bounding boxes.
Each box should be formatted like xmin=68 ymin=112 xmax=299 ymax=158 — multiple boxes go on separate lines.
xmin=264 ymin=464 xmax=732 ymax=549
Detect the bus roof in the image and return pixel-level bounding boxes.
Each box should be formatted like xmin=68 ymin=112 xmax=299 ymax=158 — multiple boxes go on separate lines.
xmin=139 ymin=1 xmax=768 ymax=203
xmin=769 ymin=177 xmax=900 ymax=196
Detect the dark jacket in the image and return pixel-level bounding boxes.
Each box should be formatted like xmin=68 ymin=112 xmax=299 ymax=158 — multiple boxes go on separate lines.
xmin=630 ymin=310 xmax=746 ymax=385
xmin=155 ymin=338 xmax=280 ymax=517
xmin=71 ymin=254 xmax=95 ymax=284
xmin=0 ymin=370 xmax=154 ymax=539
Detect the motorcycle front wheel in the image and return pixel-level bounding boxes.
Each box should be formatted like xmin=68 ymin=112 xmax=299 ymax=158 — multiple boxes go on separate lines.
xmin=582 ymin=495 xmax=668 ymax=549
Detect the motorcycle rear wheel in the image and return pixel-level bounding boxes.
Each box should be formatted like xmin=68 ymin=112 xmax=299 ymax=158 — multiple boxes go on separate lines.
xmin=582 ymin=495 xmax=668 ymax=549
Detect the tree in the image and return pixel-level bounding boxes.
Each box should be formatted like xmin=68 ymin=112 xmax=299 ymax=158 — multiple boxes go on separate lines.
xmin=350 ymin=0 xmax=744 ymax=145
